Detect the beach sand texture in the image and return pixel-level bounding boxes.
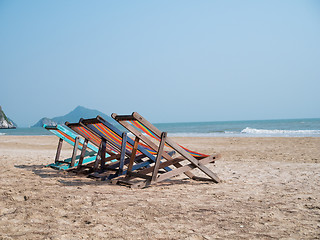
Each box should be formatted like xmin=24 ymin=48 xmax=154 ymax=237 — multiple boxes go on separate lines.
xmin=0 ymin=136 xmax=320 ymax=239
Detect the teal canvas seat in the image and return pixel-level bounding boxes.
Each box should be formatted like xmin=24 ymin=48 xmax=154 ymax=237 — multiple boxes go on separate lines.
xmin=43 ymin=124 xmax=105 ymax=170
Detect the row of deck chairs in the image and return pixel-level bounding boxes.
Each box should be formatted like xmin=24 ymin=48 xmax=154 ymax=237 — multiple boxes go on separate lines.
xmin=44 ymin=112 xmax=221 ymax=188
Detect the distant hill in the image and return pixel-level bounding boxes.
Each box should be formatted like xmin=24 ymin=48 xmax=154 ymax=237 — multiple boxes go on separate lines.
xmin=32 ymin=106 xmax=116 ymax=127
xmin=0 ymin=106 xmax=16 ymax=129
xmin=52 ymin=106 xmax=114 ymax=124
xmin=32 ymin=117 xmax=58 ymax=128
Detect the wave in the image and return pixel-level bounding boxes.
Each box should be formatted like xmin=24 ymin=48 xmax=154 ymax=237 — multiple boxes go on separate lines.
xmin=0 ymin=133 xmax=6 ymax=136
xmin=168 ymin=128 xmax=320 ymax=137
xmin=241 ymin=127 xmax=320 ymax=136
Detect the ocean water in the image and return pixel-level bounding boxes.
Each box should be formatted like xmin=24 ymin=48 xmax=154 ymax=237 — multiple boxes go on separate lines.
xmin=0 ymin=118 xmax=319 ymax=137
xmin=155 ymin=118 xmax=320 ymax=137
xmin=0 ymin=127 xmax=50 ymax=136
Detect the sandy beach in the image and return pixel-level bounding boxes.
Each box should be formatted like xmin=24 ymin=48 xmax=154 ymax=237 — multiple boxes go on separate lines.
xmin=0 ymin=135 xmax=319 ymax=239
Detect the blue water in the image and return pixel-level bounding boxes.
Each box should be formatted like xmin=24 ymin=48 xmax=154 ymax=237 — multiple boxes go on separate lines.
xmin=1 ymin=118 xmax=320 ymax=137
xmin=154 ymin=118 xmax=320 ymax=137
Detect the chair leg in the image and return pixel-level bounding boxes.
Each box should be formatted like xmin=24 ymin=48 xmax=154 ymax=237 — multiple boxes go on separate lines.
xmin=77 ymin=139 xmax=88 ymax=170
xmin=151 ymin=132 xmax=167 ymax=183
xmin=156 ymin=154 xmax=221 ymax=183
xmin=54 ymin=138 xmax=63 ymax=163
xmin=70 ymin=136 xmax=79 ymax=167
xmin=100 ymin=139 xmax=106 ymax=171
xmin=119 ymin=132 xmax=127 ymax=175
xmin=165 ymin=137 xmax=220 ymax=182
xmin=127 ymin=136 xmax=139 ymax=173
xmin=93 ymin=142 xmax=103 ymax=171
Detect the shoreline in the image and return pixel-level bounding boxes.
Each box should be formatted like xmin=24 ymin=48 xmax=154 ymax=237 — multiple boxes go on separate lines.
xmin=1 ymin=133 xmax=320 ymax=137
xmin=0 ymin=136 xmax=319 ymax=239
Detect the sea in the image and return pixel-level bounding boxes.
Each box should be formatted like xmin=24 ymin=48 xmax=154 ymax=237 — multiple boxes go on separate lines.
xmin=1 ymin=118 xmax=320 ymax=137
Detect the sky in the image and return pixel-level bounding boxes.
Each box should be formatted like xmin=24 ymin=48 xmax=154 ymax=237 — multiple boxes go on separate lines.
xmin=1 ymin=0 xmax=320 ymax=127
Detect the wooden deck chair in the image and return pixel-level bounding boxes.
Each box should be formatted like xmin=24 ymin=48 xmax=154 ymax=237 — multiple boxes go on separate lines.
xmin=43 ymin=124 xmax=100 ymax=170
xmin=111 ymin=112 xmax=221 ymax=188
xmin=65 ymin=116 xmax=173 ymax=180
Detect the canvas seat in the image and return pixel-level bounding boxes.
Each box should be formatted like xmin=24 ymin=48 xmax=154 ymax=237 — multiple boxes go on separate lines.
xmin=44 ymin=124 xmax=100 ymax=170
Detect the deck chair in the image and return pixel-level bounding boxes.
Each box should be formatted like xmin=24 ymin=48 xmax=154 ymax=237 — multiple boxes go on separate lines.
xmin=65 ymin=116 xmax=173 ymax=180
xmin=43 ymin=124 xmax=100 ymax=170
xmin=111 ymin=112 xmax=221 ymax=188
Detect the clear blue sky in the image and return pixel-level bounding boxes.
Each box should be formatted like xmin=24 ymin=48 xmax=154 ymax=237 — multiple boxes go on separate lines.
xmin=1 ymin=0 xmax=319 ymax=127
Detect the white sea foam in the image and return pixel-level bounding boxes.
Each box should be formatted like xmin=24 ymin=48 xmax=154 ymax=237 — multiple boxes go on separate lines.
xmin=0 ymin=133 xmax=6 ymax=136
xmin=167 ymin=128 xmax=320 ymax=137
xmin=241 ymin=127 xmax=320 ymax=136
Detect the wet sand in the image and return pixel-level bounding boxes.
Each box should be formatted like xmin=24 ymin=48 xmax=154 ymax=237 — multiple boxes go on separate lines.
xmin=0 ymin=136 xmax=319 ymax=239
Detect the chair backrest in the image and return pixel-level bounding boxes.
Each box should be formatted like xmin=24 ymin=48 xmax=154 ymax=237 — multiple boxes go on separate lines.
xmin=65 ymin=117 xmax=156 ymax=158
xmin=43 ymin=124 xmax=98 ymax=152
xmin=80 ymin=117 xmax=133 ymax=157
xmin=111 ymin=112 xmax=209 ymax=158
xmin=65 ymin=121 xmax=118 ymax=156
xmin=80 ymin=116 xmax=160 ymax=157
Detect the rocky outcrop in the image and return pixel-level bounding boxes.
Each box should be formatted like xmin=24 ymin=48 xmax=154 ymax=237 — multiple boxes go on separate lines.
xmin=51 ymin=105 xmax=114 ymax=124
xmin=0 ymin=106 xmax=16 ymax=129
xmin=32 ymin=117 xmax=57 ymax=128
xmin=32 ymin=105 xmax=116 ymax=127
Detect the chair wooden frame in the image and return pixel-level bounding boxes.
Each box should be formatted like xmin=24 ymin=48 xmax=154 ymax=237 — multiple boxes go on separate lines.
xmin=65 ymin=116 xmax=173 ymax=180
xmin=111 ymin=112 xmax=221 ymax=188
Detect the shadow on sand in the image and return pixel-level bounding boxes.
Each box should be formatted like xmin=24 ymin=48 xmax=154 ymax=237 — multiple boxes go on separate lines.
xmin=14 ymin=163 xmax=213 ymax=188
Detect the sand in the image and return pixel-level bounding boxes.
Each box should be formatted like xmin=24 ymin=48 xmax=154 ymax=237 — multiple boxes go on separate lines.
xmin=0 ymin=136 xmax=319 ymax=239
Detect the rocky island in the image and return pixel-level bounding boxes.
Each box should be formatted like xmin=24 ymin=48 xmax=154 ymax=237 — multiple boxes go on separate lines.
xmin=31 ymin=105 xmax=116 ymax=127
xmin=32 ymin=117 xmax=57 ymax=128
xmin=0 ymin=106 xmax=16 ymax=129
